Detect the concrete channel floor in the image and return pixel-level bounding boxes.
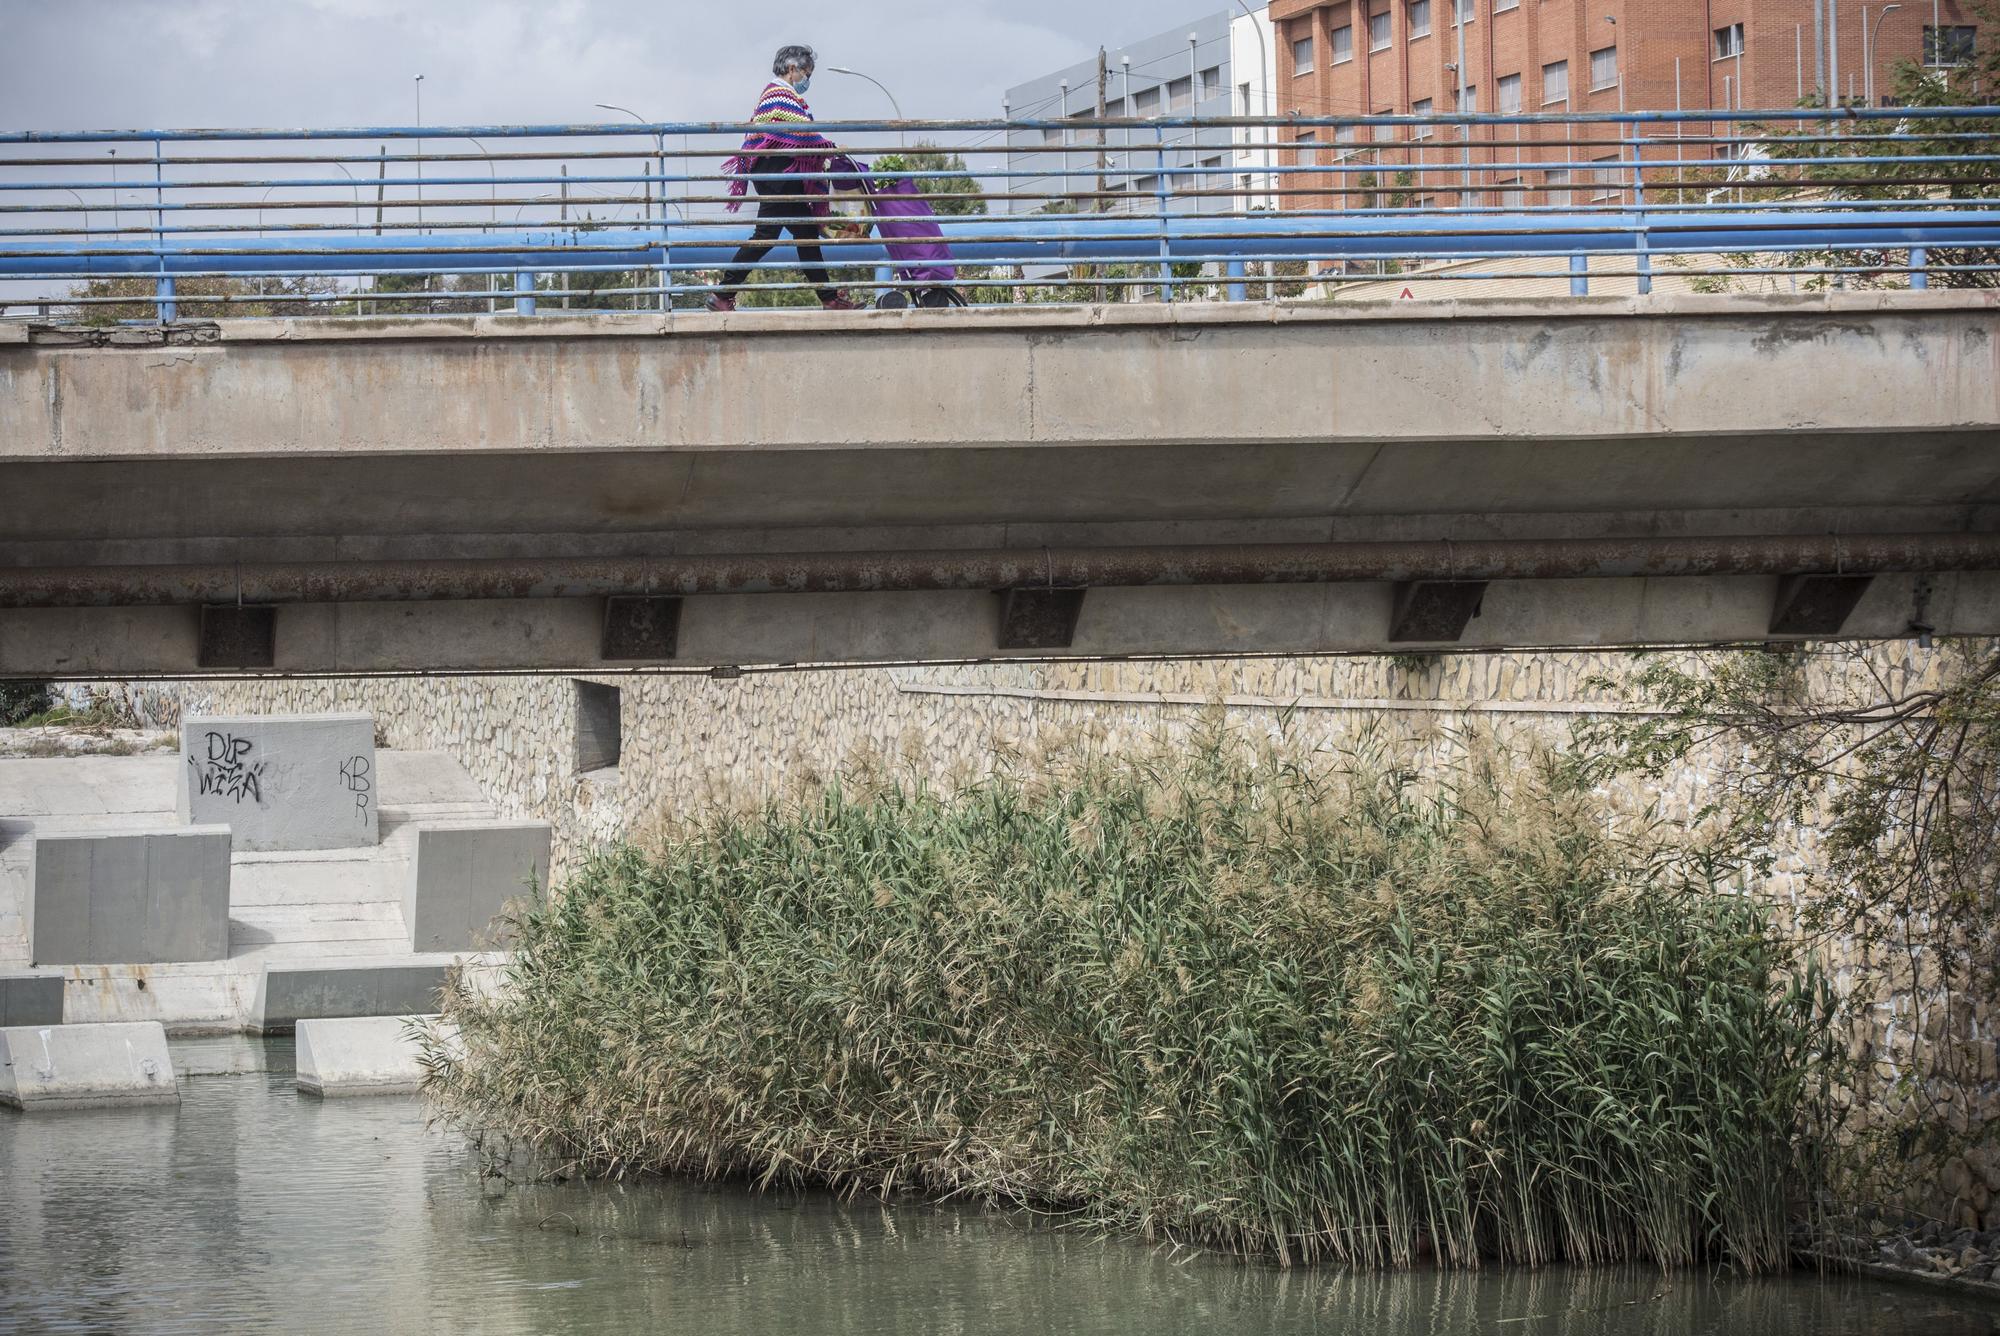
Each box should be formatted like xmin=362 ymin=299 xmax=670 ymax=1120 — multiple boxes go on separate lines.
xmin=0 ymin=750 xmax=506 ymax=1030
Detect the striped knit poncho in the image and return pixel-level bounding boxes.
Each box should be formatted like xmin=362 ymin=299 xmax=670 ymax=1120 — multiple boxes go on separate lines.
xmin=724 ymin=80 xmax=845 ymax=213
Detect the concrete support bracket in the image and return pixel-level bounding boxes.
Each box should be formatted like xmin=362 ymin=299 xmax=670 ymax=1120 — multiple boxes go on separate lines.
xmin=1390 ymin=581 xmax=1489 ymax=644
xmin=1770 ymin=574 xmax=1877 ymax=637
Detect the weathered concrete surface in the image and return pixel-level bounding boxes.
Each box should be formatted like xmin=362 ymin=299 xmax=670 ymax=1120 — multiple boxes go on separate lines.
xmin=3 ymin=295 xmax=1995 ymax=461
xmin=294 ymin=1014 xmax=442 ymax=1097
xmin=26 ymin=827 xmax=231 ymax=965
xmin=0 ymin=1020 xmax=177 ymax=1109
xmin=0 ymin=750 xmax=503 ymax=1030
xmin=251 ymin=962 xmax=451 ymax=1034
xmin=0 ymin=971 xmax=63 ymax=1026
xmin=2 ymin=295 xmax=1994 ymax=670
xmin=404 ymin=821 xmax=551 ymax=953
xmin=176 ymin=713 xmax=378 ymax=851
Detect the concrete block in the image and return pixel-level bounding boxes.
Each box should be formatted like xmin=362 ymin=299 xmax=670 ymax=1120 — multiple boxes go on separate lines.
xmin=0 ymin=972 xmax=64 ymax=1027
xmin=295 ymin=1015 xmax=446 ymax=1097
xmin=404 ymin=821 xmax=552 ymax=953
xmin=251 ymin=963 xmax=450 ymax=1034
xmin=176 ymin=712 xmax=378 ymax=851
xmin=27 ymin=827 xmax=232 ymax=965
xmin=0 ymin=1021 xmax=178 ymax=1109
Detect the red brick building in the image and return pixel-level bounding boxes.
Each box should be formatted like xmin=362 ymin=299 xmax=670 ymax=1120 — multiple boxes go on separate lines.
xmin=1265 ymin=0 xmax=1984 ymax=209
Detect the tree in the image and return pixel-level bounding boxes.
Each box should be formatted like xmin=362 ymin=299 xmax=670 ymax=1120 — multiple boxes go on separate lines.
xmin=58 ymin=274 xmax=345 ymax=323
xmin=1738 ymin=3 xmax=1999 ymax=291
xmin=1575 ymin=641 xmax=2000 ymax=1222
xmin=870 ymin=145 xmax=987 ymax=216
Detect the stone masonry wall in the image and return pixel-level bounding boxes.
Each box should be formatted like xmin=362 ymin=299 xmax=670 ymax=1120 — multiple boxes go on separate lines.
xmin=106 ymin=644 xmax=2000 ymax=1227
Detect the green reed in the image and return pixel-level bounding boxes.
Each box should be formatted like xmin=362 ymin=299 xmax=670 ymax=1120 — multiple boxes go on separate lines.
xmin=421 ymin=725 xmax=1831 ymax=1269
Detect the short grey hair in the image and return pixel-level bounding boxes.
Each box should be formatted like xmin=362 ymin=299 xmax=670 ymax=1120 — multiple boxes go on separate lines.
xmin=773 ymin=45 xmax=817 ymax=77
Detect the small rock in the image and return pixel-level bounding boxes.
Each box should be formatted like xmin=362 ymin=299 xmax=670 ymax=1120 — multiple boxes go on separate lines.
xmin=1961 ymin=1247 xmax=1982 ymax=1271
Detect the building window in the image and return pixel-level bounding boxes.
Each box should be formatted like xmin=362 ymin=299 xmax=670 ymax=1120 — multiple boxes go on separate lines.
xmin=1592 ymin=155 xmax=1622 ymax=201
xmin=1103 ymin=97 xmax=1127 ymax=118
xmin=574 ymin=680 xmax=621 ymax=776
xmin=1135 ymin=174 xmax=1162 ymax=194
xmin=1412 ymin=97 xmax=1434 ymax=137
xmin=1498 ymin=178 xmax=1524 ymax=208
xmin=1543 ymin=59 xmax=1569 ymax=103
xmin=1201 ymin=66 xmax=1223 ymax=101
xmin=1409 ymin=0 xmax=1431 ymax=38
xmin=1545 ymin=166 xmax=1571 ymax=197
xmin=1334 ymin=124 xmax=1358 ymax=143
xmin=1239 ymin=81 xmax=1253 ymax=115
xmin=1453 ymin=0 xmax=1474 ymax=24
xmin=1495 ymin=0 xmax=1517 ymax=10
xmin=1497 ymin=72 xmax=1522 ymax=114
xmin=1293 ymin=33 xmax=1315 ymax=74
xmin=1373 ymin=116 xmax=1396 ymax=142
xmin=1714 ymin=23 xmax=1744 ymax=59
xmin=1369 ymin=10 xmax=1392 ymax=50
xmin=1042 ymin=125 xmax=1064 ymax=145
xmin=1168 ymin=76 xmax=1193 ymax=111
xmin=1134 ymin=86 xmax=1162 ymax=116
xmin=1925 ymin=25 xmax=1977 ymax=65
xmin=1332 ymin=24 xmax=1354 ymax=63
xmin=1457 ymin=83 xmax=1477 ymax=112
xmin=1590 ymin=45 xmax=1619 ymax=90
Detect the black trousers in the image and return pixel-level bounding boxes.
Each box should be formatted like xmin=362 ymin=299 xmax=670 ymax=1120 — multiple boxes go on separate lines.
xmin=719 ymin=173 xmax=837 ymax=304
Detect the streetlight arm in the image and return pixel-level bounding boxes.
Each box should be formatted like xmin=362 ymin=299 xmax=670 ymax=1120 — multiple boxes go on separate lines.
xmin=826 ymin=67 xmax=905 ymax=121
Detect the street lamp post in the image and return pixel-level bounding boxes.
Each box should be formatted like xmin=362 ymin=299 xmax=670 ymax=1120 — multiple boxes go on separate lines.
xmin=596 ymin=103 xmax=674 ymax=312
xmin=596 ymin=104 xmax=664 ymax=225
xmin=1865 ymin=4 xmax=1904 ymax=106
xmin=826 ymin=66 xmax=905 ymax=146
xmin=413 ymin=74 xmax=425 ymax=229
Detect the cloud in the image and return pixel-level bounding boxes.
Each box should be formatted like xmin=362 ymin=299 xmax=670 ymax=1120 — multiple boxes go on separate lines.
xmin=0 ymin=0 xmax=1162 ymax=131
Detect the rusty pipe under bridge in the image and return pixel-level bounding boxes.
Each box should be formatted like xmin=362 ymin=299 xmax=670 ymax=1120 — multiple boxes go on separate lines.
xmin=6 ymin=534 xmax=1999 ymax=608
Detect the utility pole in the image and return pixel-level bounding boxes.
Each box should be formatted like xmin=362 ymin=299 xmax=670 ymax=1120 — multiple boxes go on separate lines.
xmin=1815 ymin=1 xmax=1826 ymax=101
xmin=1456 ymin=1 xmax=1469 ymax=204
xmin=1096 ymin=47 xmax=1109 ymax=302
xmin=1096 ymin=47 xmax=1109 ymax=212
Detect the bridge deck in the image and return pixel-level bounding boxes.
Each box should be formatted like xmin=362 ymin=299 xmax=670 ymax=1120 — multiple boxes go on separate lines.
xmin=2 ymin=293 xmax=1996 ymax=672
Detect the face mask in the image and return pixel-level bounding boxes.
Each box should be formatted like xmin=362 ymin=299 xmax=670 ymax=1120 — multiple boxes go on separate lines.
xmin=795 ymin=75 xmax=811 ymax=92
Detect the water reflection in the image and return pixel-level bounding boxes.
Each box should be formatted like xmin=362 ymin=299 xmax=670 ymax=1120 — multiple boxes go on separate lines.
xmin=0 ymin=1040 xmax=1995 ymax=1335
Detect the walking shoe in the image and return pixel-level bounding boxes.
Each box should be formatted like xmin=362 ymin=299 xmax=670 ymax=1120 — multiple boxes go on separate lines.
xmin=705 ymin=294 xmax=736 ymax=313
xmin=821 ymin=294 xmax=860 ymax=311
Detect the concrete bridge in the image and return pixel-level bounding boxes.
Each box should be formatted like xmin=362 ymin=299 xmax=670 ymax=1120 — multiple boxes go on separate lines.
xmin=2 ymin=290 xmax=1996 ymax=677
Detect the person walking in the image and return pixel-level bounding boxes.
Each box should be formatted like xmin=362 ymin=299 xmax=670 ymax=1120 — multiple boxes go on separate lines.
xmin=711 ymin=45 xmax=858 ymax=312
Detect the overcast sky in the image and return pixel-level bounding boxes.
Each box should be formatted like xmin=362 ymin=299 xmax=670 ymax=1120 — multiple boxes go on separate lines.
xmin=1 ymin=0 xmax=1216 ymax=131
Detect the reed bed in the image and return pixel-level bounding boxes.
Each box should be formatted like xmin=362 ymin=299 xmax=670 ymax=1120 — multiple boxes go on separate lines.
xmin=421 ymin=726 xmax=1830 ymax=1269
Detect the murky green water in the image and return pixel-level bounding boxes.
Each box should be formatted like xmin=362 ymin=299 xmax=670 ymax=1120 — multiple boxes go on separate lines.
xmin=2 ymin=1037 xmax=1997 ymax=1335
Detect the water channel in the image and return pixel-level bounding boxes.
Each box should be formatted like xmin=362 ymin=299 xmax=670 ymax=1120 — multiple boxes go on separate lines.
xmin=2 ymin=1036 xmax=1996 ymax=1335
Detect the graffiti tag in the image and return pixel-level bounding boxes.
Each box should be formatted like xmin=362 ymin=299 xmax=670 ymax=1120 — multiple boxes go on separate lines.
xmin=190 ymin=731 xmax=266 ymax=805
xmin=338 ymin=754 xmax=374 ymax=825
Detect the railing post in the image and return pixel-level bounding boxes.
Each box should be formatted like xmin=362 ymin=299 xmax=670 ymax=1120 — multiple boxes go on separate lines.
xmin=1570 ymin=254 xmax=1590 ymax=297
xmin=1155 ymin=125 xmax=1172 ymax=302
xmin=514 ymin=271 xmax=537 ymax=317
xmin=1227 ymin=259 xmax=1248 ymax=302
xmin=153 ymin=140 xmax=169 ymax=325
xmin=1910 ymin=246 xmax=1929 ymax=290
xmin=1630 ymin=128 xmax=1652 ymax=297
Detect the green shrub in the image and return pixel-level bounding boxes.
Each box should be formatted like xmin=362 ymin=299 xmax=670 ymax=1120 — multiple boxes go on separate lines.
xmin=422 ymin=726 xmax=1831 ymax=1270
xmin=1 ymin=681 xmax=53 ymax=726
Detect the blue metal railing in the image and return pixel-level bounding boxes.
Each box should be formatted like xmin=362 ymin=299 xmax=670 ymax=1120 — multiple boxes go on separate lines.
xmin=0 ymin=107 xmax=1995 ymax=318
